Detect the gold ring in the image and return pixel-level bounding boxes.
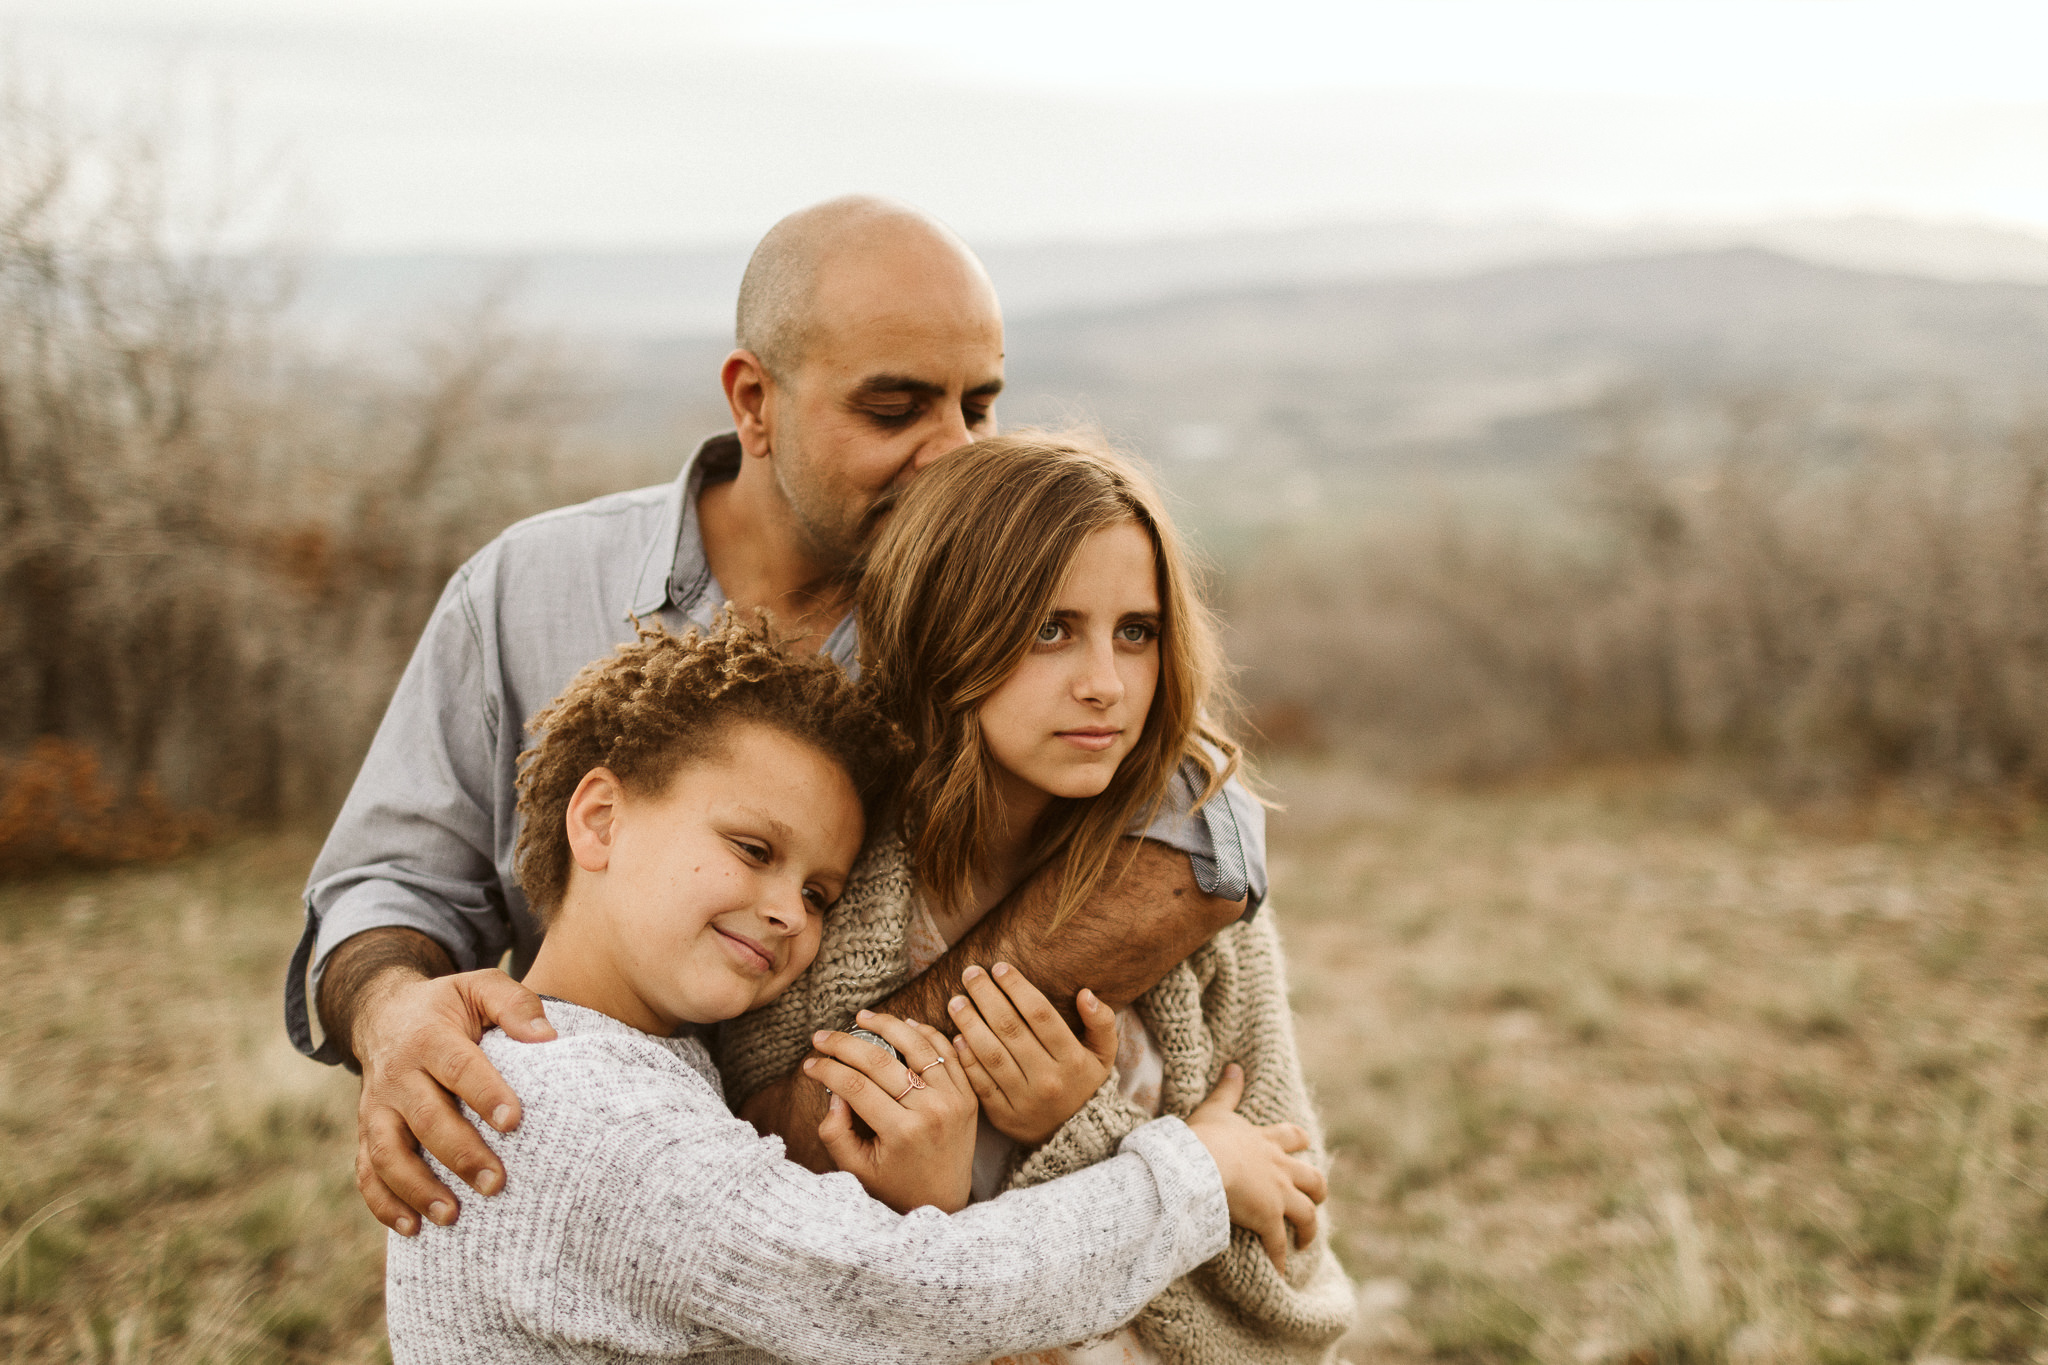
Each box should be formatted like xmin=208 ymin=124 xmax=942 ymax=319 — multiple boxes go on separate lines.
xmin=918 ymin=1059 xmax=946 ymax=1076
xmin=892 ymin=1077 xmax=921 ymax=1102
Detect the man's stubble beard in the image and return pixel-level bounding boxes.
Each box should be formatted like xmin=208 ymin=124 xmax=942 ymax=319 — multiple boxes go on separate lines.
xmin=771 ymin=438 xmax=885 ymax=578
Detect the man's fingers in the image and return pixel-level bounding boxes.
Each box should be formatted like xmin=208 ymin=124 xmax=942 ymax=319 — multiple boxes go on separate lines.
xmin=457 ymin=969 xmax=556 ymax=1044
xmin=1076 ymin=988 xmax=1121 ymax=1068
xmin=394 ymin=1072 xmax=506 ymax=1198
xmin=424 ymin=1034 xmax=523 ymax=1135
xmin=1192 ymin=1062 xmax=1246 ymax=1118
xmin=355 ymin=1141 xmax=423 ymax=1237
xmin=362 ymin=1104 xmax=461 ymax=1227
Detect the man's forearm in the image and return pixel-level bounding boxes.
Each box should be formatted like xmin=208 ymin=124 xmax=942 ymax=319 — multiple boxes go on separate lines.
xmin=744 ymin=838 xmax=1243 ymax=1168
xmin=317 ymin=927 xmax=456 ymax=1072
xmin=887 ymin=838 xmax=1243 ymax=1031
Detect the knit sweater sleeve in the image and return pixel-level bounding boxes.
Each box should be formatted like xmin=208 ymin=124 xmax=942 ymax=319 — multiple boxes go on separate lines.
xmin=395 ymin=1028 xmax=1229 ymax=1365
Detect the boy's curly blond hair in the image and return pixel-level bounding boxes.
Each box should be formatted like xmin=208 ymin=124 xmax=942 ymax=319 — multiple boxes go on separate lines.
xmin=513 ymin=614 xmax=910 ymax=925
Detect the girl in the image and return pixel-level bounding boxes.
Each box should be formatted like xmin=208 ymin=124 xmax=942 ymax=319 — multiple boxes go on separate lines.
xmin=719 ymin=432 xmax=1356 ymax=1364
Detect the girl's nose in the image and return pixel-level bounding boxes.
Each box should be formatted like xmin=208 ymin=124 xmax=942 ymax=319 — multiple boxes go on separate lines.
xmin=1074 ymin=640 xmax=1125 ymax=707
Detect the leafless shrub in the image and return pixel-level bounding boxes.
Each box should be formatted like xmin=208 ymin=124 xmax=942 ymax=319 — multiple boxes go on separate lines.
xmin=0 ymin=83 xmax=592 ymax=861
xmin=1231 ymin=393 xmax=2048 ymax=798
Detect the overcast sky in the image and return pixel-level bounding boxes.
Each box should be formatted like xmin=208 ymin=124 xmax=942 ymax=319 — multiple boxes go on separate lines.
xmin=4 ymin=0 xmax=2045 ymax=250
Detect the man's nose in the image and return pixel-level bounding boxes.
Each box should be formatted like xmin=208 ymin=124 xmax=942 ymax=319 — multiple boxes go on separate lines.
xmin=913 ymin=403 xmax=975 ymax=471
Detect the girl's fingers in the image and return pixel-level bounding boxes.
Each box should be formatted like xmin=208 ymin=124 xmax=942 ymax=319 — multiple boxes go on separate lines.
xmin=1191 ymin=1063 xmax=1245 ymax=1118
xmin=816 ymin=1093 xmax=869 ymax=1175
xmin=961 ymin=965 xmax=1053 ymax=1077
xmin=988 ymin=962 xmax=1082 ymax=1060
xmin=807 ymin=1036 xmax=916 ymax=1128
xmin=907 ymin=1021 xmax=968 ymax=1100
xmin=1258 ymin=1121 xmax=1311 ymax=1155
xmin=1284 ymin=1184 xmax=1320 ymax=1250
xmin=1283 ymin=1153 xmax=1329 ymax=1206
xmin=1076 ymin=988 xmax=1121 ymax=1069
xmin=849 ymin=1011 xmax=945 ymax=1077
xmin=949 ymin=1018 xmax=1005 ymax=1106
xmin=947 ymin=982 xmax=1028 ymax=1104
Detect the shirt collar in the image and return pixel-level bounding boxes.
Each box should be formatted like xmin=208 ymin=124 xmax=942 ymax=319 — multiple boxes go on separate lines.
xmin=624 ymin=432 xmax=742 ymax=622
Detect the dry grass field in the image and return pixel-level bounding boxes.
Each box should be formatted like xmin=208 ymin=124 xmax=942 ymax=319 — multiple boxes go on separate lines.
xmin=4 ymin=769 xmax=2046 ymax=1364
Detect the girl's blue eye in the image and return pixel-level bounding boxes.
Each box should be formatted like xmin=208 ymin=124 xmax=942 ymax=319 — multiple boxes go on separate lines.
xmin=1035 ymin=620 xmax=1064 ymax=643
xmin=1118 ymin=622 xmax=1156 ymax=644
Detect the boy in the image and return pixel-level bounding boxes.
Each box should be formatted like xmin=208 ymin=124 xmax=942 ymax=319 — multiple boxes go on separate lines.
xmin=383 ymin=618 xmax=1325 ymax=1364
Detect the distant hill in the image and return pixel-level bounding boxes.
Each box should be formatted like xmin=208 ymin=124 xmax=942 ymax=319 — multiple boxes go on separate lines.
xmin=1000 ymin=246 xmax=2048 ymax=456
xmin=332 ymin=238 xmax=2048 ymax=528
xmin=289 ymin=215 xmax=2048 ymax=343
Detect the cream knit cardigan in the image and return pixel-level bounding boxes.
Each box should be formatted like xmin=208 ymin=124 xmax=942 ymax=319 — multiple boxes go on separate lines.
xmin=717 ymin=835 xmax=1356 ymax=1365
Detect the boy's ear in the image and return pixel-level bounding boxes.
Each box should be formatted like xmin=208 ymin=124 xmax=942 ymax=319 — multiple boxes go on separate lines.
xmin=565 ymin=767 xmax=624 ymax=873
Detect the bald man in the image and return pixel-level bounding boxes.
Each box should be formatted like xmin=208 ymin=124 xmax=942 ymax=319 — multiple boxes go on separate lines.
xmin=288 ymin=197 xmax=1267 ymax=1237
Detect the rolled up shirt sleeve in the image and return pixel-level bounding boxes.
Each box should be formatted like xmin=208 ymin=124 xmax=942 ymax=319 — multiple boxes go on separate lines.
xmin=286 ymin=558 xmax=516 ymax=1063
xmin=1134 ymin=753 xmax=1269 ymax=916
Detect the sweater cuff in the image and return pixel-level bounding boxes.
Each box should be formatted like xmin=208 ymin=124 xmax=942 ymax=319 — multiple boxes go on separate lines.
xmin=1118 ymin=1116 xmax=1231 ymax=1276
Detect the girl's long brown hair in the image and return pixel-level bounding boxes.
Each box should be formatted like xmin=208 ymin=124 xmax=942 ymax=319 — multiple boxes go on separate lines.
xmin=857 ymin=429 xmax=1240 ymax=928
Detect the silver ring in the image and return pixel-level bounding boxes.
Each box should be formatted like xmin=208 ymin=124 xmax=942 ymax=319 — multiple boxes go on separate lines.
xmin=847 ymin=1027 xmax=900 ymax=1065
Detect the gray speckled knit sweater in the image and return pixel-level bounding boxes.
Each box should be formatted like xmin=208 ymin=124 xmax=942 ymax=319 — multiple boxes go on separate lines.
xmin=384 ymin=1000 xmax=1228 ymax=1365
xmin=717 ymin=835 xmax=1357 ymax=1365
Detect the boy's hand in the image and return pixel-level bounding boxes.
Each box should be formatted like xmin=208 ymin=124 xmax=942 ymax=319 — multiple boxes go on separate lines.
xmin=946 ymin=961 xmax=1120 ymax=1145
xmin=808 ymin=1011 xmax=978 ymax=1214
xmin=1185 ymin=1064 xmax=1327 ymax=1273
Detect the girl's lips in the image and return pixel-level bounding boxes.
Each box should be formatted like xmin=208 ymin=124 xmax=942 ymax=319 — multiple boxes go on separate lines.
xmin=1056 ymin=729 xmax=1120 ymax=752
xmin=715 ymin=925 xmax=774 ymax=973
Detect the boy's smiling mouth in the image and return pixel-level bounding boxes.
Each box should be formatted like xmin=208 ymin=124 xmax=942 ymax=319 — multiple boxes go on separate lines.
xmin=714 ymin=925 xmax=775 ymax=973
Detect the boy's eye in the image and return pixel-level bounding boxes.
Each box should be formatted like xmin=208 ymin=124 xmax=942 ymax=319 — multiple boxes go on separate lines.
xmin=734 ymin=839 xmax=770 ymax=863
xmin=802 ymin=886 xmax=832 ymax=912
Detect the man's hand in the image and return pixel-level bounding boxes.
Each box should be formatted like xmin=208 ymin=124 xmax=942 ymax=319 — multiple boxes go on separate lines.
xmin=947 ymin=963 xmax=1120 ymax=1145
xmin=808 ymin=1012 xmax=978 ymax=1213
xmin=1184 ymin=1064 xmax=1327 ymax=1273
xmin=318 ymin=928 xmax=556 ymax=1235
xmin=742 ymin=837 xmax=1243 ymax=1169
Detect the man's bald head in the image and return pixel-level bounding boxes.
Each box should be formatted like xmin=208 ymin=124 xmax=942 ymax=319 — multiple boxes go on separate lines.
xmin=735 ymin=196 xmax=997 ymax=382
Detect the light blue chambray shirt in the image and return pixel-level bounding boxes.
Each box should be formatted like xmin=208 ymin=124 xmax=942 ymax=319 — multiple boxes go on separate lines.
xmin=286 ymin=434 xmax=1266 ymax=1063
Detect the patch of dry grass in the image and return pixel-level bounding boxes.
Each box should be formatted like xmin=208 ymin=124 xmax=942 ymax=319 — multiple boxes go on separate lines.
xmin=0 ymin=835 xmax=379 ymax=1364
xmin=1273 ymin=763 xmax=2048 ymax=1364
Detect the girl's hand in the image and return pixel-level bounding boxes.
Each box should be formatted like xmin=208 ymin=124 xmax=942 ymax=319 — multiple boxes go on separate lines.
xmin=947 ymin=961 xmax=1122 ymax=1145
xmin=1185 ymin=1064 xmax=1327 ymax=1273
xmin=806 ymin=1011 xmax=978 ymax=1214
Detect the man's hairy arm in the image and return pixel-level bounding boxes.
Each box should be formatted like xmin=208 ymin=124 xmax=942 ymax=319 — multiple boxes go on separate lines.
xmin=319 ymin=926 xmax=555 ymax=1235
xmin=740 ymin=837 xmax=1244 ymax=1171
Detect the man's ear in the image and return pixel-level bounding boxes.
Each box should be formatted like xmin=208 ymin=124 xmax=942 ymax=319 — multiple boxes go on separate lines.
xmin=565 ymin=767 xmax=625 ymax=873
xmin=721 ymin=349 xmax=777 ymax=460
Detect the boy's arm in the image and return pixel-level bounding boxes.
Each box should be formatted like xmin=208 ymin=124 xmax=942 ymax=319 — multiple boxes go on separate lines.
xmin=742 ymin=836 xmax=1244 ymax=1171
